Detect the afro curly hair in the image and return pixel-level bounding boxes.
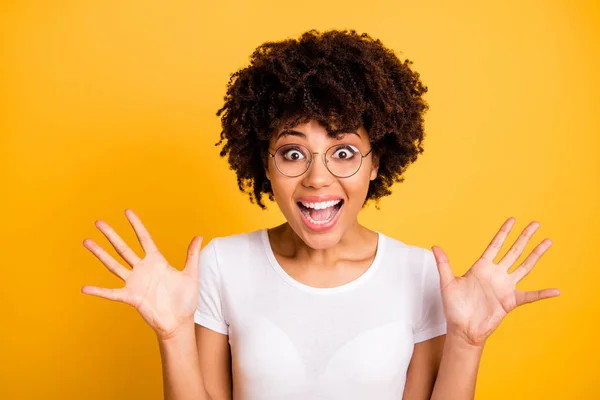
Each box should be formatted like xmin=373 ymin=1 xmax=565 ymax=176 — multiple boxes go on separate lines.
xmin=215 ymin=28 xmax=429 ymax=210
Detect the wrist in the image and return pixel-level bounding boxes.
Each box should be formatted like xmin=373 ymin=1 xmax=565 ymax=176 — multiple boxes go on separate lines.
xmin=445 ymin=329 xmax=487 ymax=352
xmin=156 ymin=318 xmax=196 ymax=343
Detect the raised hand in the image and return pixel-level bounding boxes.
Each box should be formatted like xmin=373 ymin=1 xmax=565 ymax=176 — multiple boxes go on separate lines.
xmin=431 ymin=217 xmax=560 ymax=348
xmin=81 ymin=209 xmax=202 ymax=340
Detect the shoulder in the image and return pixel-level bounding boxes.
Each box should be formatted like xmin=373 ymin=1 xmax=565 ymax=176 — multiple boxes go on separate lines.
xmin=379 ymin=231 xmax=433 ymax=267
xmin=202 ymin=228 xmax=264 ymax=266
xmin=207 ymin=229 xmax=259 ymax=250
xmin=377 ymin=231 xmax=437 ymax=285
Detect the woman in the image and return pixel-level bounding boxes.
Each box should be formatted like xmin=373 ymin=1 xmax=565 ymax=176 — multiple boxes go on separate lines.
xmin=81 ymin=29 xmax=560 ymax=399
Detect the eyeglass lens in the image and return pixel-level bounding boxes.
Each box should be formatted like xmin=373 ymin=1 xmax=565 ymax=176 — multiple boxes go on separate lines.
xmin=273 ymin=144 xmax=364 ymax=177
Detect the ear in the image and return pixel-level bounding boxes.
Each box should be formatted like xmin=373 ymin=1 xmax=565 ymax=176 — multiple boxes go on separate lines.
xmin=260 ymin=147 xmax=270 ymax=181
xmin=264 ymin=157 xmax=271 ymax=181
xmin=369 ymin=153 xmax=379 ymax=181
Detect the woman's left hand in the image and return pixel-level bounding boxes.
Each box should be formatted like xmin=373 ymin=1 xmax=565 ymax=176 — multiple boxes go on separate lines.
xmin=431 ymin=217 xmax=560 ymax=348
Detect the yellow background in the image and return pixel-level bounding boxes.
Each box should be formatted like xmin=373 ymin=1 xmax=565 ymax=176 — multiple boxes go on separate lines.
xmin=1 ymin=0 xmax=598 ymax=398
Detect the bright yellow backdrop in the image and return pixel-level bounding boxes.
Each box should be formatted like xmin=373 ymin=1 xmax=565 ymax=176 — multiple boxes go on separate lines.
xmin=1 ymin=0 xmax=598 ymax=398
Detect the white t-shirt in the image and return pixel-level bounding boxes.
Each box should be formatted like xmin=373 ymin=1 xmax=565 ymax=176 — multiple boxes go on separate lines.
xmin=194 ymin=228 xmax=446 ymax=400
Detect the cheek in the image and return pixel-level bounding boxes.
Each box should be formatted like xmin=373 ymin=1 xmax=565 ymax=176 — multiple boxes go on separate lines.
xmin=270 ymin=176 xmax=297 ymax=204
xmin=354 ymin=166 xmax=374 ymax=189
xmin=347 ymin=171 xmax=373 ymax=204
xmin=342 ymin=175 xmax=371 ymax=203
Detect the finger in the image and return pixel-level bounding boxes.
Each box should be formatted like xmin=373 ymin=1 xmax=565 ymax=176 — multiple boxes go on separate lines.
xmin=95 ymin=219 xmax=141 ymax=267
xmin=81 ymin=285 xmax=128 ymax=303
xmin=124 ymin=209 xmax=160 ymax=255
xmin=515 ymin=288 xmax=561 ymax=307
xmin=510 ymin=238 xmax=552 ymax=283
xmin=83 ymin=238 xmax=131 ymax=281
xmin=183 ymin=236 xmax=203 ymax=280
xmin=498 ymin=221 xmax=540 ymax=271
xmin=431 ymin=246 xmax=455 ymax=289
xmin=480 ymin=217 xmax=516 ymax=262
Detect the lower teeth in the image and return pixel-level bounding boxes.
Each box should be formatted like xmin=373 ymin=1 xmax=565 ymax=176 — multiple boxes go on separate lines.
xmin=302 ymin=205 xmax=340 ymax=225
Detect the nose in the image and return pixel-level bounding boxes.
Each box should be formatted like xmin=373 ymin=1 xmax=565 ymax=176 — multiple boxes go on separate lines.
xmin=301 ymin=153 xmax=334 ymax=189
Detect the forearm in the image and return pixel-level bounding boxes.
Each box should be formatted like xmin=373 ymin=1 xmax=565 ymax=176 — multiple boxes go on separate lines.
xmin=430 ymin=333 xmax=484 ymax=400
xmin=159 ymin=322 xmax=208 ymax=400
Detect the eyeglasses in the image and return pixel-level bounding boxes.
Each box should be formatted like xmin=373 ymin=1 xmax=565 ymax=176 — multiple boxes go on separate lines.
xmin=267 ymin=143 xmax=373 ymax=178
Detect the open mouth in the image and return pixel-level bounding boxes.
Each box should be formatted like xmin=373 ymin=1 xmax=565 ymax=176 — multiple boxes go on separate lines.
xmin=297 ymin=199 xmax=344 ymax=227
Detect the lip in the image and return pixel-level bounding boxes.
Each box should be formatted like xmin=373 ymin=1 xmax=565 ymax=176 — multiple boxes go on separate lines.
xmin=296 ymin=199 xmax=344 ymax=233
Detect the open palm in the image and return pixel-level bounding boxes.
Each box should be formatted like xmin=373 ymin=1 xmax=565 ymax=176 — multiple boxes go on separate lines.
xmin=431 ymin=217 xmax=560 ymax=347
xmin=81 ymin=209 xmax=202 ymax=340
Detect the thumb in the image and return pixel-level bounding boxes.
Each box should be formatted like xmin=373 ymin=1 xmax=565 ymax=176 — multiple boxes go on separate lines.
xmin=431 ymin=245 xmax=455 ymax=289
xmin=183 ymin=236 xmax=203 ymax=280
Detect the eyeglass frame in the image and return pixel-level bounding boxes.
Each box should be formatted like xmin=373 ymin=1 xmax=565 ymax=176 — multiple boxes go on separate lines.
xmin=267 ymin=142 xmax=374 ymax=178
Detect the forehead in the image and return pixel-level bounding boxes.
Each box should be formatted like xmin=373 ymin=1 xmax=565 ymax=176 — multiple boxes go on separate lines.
xmin=272 ymin=120 xmax=367 ymax=143
xmin=275 ymin=129 xmax=362 ymax=141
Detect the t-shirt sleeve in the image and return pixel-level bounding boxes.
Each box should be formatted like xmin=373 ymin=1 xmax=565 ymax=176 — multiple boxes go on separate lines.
xmin=193 ymin=238 xmax=229 ymax=335
xmin=413 ymin=249 xmax=447 ymax=343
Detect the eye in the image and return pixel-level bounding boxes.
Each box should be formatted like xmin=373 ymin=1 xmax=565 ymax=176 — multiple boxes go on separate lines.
xmin=331 ymin=145 xmax=359 ymax=160
xmin=282 ymin=148 xmax=306 ymax=161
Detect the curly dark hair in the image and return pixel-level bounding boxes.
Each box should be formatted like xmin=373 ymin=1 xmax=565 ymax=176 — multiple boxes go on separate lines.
xmin=215 ymin=28 xmax=429 ymax=210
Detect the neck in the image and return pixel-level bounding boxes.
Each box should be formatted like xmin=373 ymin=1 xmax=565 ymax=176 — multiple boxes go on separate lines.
xmin=273 ymin=220 xmax=374 ymax=268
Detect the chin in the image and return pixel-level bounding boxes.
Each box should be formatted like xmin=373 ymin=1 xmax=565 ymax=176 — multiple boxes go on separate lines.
xmin=289 ymin=217 xmax=346 ymax=251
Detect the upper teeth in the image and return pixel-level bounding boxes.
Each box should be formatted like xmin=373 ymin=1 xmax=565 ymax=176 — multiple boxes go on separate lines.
xmin=300 ymin=200 xmax=342 ymax=210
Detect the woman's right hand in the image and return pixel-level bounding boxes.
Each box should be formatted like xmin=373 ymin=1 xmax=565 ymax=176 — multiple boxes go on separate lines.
xmin=81 ymin=209 xmax=202 ymax=341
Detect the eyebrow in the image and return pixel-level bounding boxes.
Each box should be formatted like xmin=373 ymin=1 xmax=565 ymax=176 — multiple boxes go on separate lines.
xmin=276 ymin=129 xmax=361 ymax=140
